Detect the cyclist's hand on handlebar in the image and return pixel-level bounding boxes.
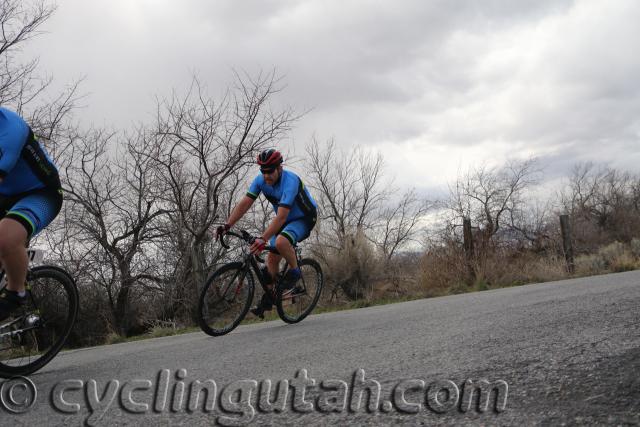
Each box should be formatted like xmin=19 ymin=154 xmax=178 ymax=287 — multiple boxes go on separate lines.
xmin=250 ymin=237 xmax=266 ymax=254
xmin=215 ymin=223 xmax=231 ymax=240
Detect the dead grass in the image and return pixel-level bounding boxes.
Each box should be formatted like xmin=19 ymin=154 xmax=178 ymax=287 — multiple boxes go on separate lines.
xmin=576 ymin=241 xmax=640 ymax=275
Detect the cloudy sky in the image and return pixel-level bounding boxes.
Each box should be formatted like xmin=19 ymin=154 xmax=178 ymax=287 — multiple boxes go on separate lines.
xmin=23 ymin=0 xmax=640 ymax=195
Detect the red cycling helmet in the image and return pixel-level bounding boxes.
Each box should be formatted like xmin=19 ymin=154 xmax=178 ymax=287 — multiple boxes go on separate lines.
xmin=257 ymin=149 xmax=283 ymax=168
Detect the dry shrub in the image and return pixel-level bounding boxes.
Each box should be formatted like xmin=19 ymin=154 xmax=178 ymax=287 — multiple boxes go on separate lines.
xmin=609 ymin=209 xmax=640 ymax=243
xmin=480 ymin=249 xmax=566 ymax=288
xmin=575 ymin=254 xmax=607 ymax=275
xmin=319 ymin=230 xmax=383 ymax=300
xmin=65 ymin=282 xmax=113 ymax=348
xmin=419 ymin=242 xmax=468 ymax=296
xmin=358 ymin=252 xmax=425 ymax=300
xmin=598 ymin=241 xmax=626 ymax=265
xmin=610 ymin=251 xmax=638 ymax=272
xmin=576 ymin=241 xmax=640 ymax=275
xmin=572 ymin=210 xmax=640 ymax=251
xmin=630 ymin=238 xmax=640 ymax=258
xmin=571 ymin=218 xmax=611 ymax=253
xmin=420 ymin=241 xmax=568 ymax=296
xmin=527 ymin=256 xmax=568 ymax=282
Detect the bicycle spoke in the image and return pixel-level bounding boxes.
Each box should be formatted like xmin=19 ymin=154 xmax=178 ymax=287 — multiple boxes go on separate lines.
xmin=0 ymin=267 xmax=78 ymax=378
xmin=276 ymin=259 xmax=323 ymax=324
xmin=198 ymin=264 xmax=254 ymax=336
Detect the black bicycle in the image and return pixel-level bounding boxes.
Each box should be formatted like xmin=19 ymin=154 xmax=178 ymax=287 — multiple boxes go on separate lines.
xmin=0 ymin=249 xmax=79 ymax=378
xmin=197 ymin=230 xmax=323 ymax=336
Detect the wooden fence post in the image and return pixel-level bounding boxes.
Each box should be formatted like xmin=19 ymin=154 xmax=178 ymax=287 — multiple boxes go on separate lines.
xmin=560 ymin=214 xmax=575 ymax=274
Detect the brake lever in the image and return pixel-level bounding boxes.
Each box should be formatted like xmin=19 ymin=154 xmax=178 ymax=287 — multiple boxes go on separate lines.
xmin=246 ymin=234 xmax=267 ymax=263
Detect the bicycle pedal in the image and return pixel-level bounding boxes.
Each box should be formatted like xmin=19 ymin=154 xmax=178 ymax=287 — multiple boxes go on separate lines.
xmin=23 ymin=313 xmax=41 ymax=328
xmin=250 ymin=307 xmax=265 ymax=319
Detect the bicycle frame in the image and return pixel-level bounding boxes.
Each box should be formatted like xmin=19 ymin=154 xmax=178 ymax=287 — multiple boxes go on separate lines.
xmin=220 ymin=230 xmax=302 ymax=295
xmin=0 ymin=316 xmax=39 ymax=340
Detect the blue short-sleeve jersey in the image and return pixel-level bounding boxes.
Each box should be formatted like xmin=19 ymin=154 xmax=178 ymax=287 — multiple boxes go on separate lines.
xmin=0 ymin=107 xmax=61 ymax=195
xmin=247 ymin=169 xmax=317 ymax=222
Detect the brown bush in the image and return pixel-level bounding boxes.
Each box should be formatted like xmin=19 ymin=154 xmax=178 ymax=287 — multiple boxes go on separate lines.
xmin=575 ymin=241 xmax=640 ymax=275
xmin=419 ymin=241 xmax=469 ymax=296
xmin=480 ymin=249 xmax=566 ymax=287
xmin=317 ymin=229 xmax=383 ymax=300
xmin=420 ymin=240 xmax=568 ymax=295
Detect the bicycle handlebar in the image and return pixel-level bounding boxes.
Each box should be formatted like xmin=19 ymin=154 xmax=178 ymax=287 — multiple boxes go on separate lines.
xmin=217 ymin=229 xmax=279 ymax=263
xmin=218 ymin=230 xmax=248 ymax=249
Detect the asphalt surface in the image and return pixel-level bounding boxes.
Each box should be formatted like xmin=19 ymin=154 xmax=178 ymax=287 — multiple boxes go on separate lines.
xmin=2 ymin=270 xmax=640 ymax=426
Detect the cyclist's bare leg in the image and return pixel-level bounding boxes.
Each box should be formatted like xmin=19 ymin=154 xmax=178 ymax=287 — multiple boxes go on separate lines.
xmin=266 ymin=252 xmax=282 ymax=291
xmin=0 ymin=218 xmax=28 ymax=293
xmin=275 ymin=235 xmax=297 ymax=270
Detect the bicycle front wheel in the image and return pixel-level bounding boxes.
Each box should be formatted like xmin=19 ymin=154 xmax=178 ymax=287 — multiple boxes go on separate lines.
xmin=0 ymin=266 xmax=79 ymax=378
xmin=197 ymin=262 xmax=255 ymax=336
xmin=276 ymin=258 xmax=323 ymax=324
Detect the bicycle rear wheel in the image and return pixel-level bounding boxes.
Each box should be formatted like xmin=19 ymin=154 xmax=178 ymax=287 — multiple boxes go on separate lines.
xmin=0 ymin=266 xmax=79 ymax=378
xmin=197 ymin=262 xmax=254 ymax=336
xmin=276 ymin=258 xmax=323 ymax=324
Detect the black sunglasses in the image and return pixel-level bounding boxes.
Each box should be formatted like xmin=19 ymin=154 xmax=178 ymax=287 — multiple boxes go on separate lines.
xmin=260 ymin=167 xmax=277 ymax=175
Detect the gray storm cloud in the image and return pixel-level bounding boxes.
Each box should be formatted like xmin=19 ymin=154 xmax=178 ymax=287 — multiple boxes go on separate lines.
xmin=21 ymin=0 xmax=640 ymax=190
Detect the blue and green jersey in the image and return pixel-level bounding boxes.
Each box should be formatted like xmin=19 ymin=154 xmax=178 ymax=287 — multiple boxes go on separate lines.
xmin=247 ymin=169 xmax=317 ymax=223
xmin=0 ymin=107 xmax=61 ymax=195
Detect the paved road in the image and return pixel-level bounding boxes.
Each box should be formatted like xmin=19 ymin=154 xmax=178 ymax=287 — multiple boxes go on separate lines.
xmin=3 ymin=270 xmax=640 ymax=425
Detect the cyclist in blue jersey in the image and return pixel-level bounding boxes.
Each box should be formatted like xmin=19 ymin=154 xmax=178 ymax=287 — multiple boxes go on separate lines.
xmin=0 ymin=107 xmax=63 ymax=321
xmin=216 ymin=149 xmax=318 ymax=318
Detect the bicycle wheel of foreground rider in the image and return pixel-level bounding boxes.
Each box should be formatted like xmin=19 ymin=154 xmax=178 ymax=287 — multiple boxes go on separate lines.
xmin=276 ymin=258 xmax=323 ymax=324
xmin=198 ymin=262 xmax=255 ymax=336
xmin=0 ymin=266 xmax=79 ymax=378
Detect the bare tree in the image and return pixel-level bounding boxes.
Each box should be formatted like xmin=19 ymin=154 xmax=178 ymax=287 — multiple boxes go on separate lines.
xmin=441 ymin=158 xmax=543 ymax=285
xmin=305 ymin=139 xmax=433 ymax=299
xmin=60 ymin=128 xmax=169 ymax=335
xmin=560 ymin=162 xmax=640 ymax=249
xmin=375 ymin=188 xmax=432 ymax=261
xmin=0 ymin=0 xmax=55 ymax=106
xmin=507 ymin=199 xmax=555 ymax=252
xmin=560 ymin=163 xmax=602 ymax=219
xmin=40 ymin=209 xmax=117 ymax=345
xmin=27 ymin=79 xmax=84 ymax=152
xmin=305 ymin=137 xmax=388 ymax=249
xmin=0 ymin=0 xmax=83 ymax=158
xmin=447 ymin=158 xmax=541 ymax=246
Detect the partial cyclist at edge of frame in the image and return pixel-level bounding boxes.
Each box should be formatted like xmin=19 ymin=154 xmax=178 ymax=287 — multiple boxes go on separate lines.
xmin=0 ymin=106 xmax=64 ymax=321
